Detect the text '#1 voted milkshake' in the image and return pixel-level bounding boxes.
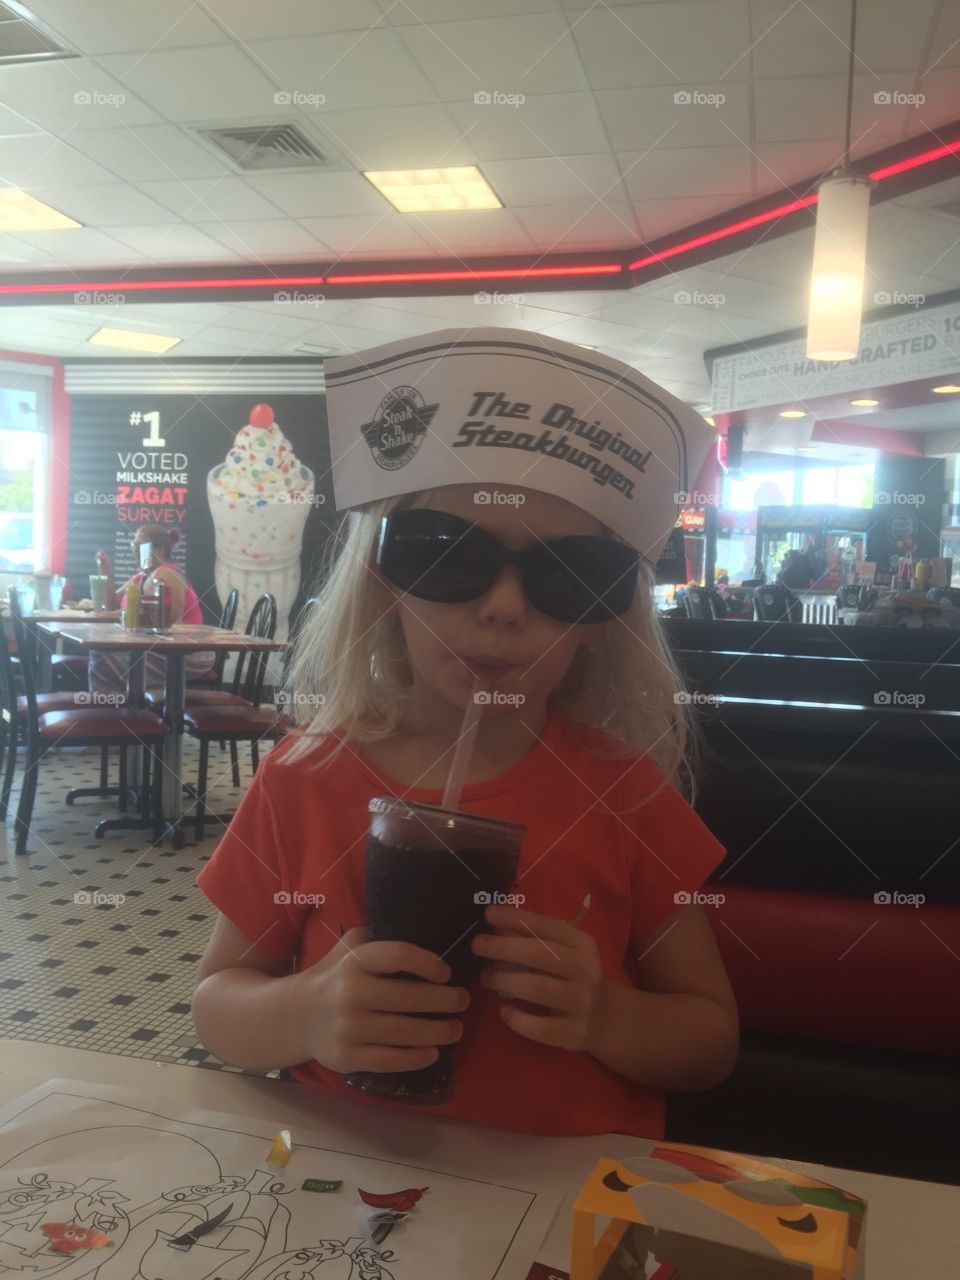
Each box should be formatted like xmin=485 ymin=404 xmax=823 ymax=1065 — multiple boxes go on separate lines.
xmin=207 ymin=402 xmax=314 ymax=641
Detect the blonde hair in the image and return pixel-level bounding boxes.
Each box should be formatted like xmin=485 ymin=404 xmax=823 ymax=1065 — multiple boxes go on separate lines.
xmin=282 ymin=490 xmax=699 ymax=805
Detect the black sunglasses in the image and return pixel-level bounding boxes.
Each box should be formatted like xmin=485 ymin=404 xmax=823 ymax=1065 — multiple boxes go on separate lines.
xmin=377 ymin=508 xmax=640 ymax=624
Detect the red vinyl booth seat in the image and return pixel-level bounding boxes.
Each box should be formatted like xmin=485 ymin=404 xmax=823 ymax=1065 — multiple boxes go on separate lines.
xmin=182 ymin=705 xmax=283 ymax=735
xmin=37 ymin=709 xmax=169 ymax=740
xmin=707 ymin=883 xmax=960 ymax=1057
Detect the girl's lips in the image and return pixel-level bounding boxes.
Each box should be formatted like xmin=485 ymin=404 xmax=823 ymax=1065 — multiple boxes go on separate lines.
xmin=461 ymin=657 xmax=518 ymax=678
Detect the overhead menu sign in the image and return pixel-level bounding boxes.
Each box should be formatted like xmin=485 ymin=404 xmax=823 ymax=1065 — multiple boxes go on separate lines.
xmin=711 ymin=296 xmax=960 ymax=412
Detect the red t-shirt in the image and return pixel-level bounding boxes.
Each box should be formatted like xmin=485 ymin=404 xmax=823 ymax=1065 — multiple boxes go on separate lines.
xmin=195 ymin=711 xmax=726 ymax=1137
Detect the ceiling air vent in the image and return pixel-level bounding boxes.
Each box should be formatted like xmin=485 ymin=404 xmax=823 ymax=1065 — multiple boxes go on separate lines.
xmin=199 ymin=123 xmax=332 ymax=171
xmin=0 ymin=1 xmax=77 ymax=64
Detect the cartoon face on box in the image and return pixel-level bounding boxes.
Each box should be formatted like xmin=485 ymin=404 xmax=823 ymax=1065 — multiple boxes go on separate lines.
xmin=572 ymin=1143 xmax=866 ymax=1280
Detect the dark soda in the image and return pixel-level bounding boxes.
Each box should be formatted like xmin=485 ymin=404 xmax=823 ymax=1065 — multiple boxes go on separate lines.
xmin=343 ymin=799 xmax=525 ymax=1104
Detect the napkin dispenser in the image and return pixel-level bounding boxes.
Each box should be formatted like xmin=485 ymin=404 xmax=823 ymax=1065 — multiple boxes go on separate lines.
xmin=571 ymin=1142 xmax=866 ymax=1280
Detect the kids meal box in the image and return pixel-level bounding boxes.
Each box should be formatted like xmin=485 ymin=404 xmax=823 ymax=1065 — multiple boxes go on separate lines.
xmin=571 ymin=1140 xmax=866 ymax=1280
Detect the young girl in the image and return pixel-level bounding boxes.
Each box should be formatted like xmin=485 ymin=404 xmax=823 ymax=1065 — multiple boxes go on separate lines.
xmin=193 ymin=329 xmax=738 ymax=1138
xmin=90 ymin=524 xmax=214 ymax=693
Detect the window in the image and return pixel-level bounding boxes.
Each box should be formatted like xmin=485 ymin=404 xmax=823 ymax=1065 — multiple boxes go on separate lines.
xmin=724 ymin=463 xmax=874 ymax=512
xmin=0 ymin=368 xmax=52 ymax=575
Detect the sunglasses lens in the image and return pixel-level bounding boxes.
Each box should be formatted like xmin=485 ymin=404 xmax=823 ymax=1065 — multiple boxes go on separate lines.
xmin=378 ymin=510 xmax=496 ymax=602
xmin=378 ymin=510 xmax=638 ymax=622
xmin=526 ymin=538 xmax=639 ymax=623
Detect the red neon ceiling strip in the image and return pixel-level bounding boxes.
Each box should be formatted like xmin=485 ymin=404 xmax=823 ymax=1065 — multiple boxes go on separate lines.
xmin=0 ymin=134 xmax=956 ymax=297
xmin=868 ymin=136 xmax=960 ymax=180
xmin=0 ymin=274 xmax=328 ymax=296
xmin=325 ymin=263 xmax=622 ymax=285
xmin=628 ymin=196 xmax=818 ymax=271
xmin=629 ymin=135 xmax=960 ymax=272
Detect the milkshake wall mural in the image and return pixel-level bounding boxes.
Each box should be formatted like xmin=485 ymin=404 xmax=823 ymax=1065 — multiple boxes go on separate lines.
xmin=64 ymin=366 xmax=332 ymax=647
xmin=207 ymin=402 xmax=317 ymax=642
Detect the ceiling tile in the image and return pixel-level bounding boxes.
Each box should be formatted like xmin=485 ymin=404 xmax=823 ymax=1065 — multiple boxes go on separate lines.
xmin=620 ymin=145 xmax=755 ymax=204
xmin=244 ymin=171 xmax=387 ymax=219
xmin=449 ymin=93 xmax=609 ymax=163
xmin=333 ymin=302 xmax=456 ymax=335
xmin=925 ymin=2 xmax=960 ymax=70
xmin=26 ymin=0 xmax=226 ymax=53
xmin=197 ymin=219 xmax=326 ymax=261
xmin=909 ymin=67 xmax=960 ymax=133
xmin=866 ymin=204 xmax=960 ymax=278
xmin=103 ymin=223 xmax=242 ymax=261
xmin=5 ymin=227 xmax=151 ymax=266
xmin=202 ymin=0 xmax=384 ymax=39
xmin=209 ymin=307 xmax=330 ymax=335
xmin=0 ymin=59 xmax=161 ymax=132
xmin=0 ymin=134 xmax=122 ymax=186
xmin=0 ymin=102 xmax=44 ymax=139
xmin=398 ymin=13 xmax=588 ymax=100
xmin=596 ymin=83 xmax=751 ymax=152
xmin=408 ymin=208 xmax=535 ymax=253
xmin=632 ymin=196 xmax=744 ymax=242
xmin=537 ymin=315 xmax=651 ymax=349
xmin=0 ymin=235 xmax=59 ymax=266
xmin=643 ymin=268 xmax=793 ymax=313
xmin=135 ymin=177 xmax=286 ymax=222
xmin=750 ymin=0 xmax=939 ymax=79
xmin=571 ymin=1 xmax=752 ymax=90
xmin=307 ymin=104 xmax=476 ymax=170
xmin=21 ymin=183 xmax=176 ymax=227
xmin=296 ymin=213 xmax=429 ymax=256
xmin=482 ymin=154 xmax=625 ymax=208
xmin=94 ymin=45 xmax=286 ymax=122
xmin=514 ymin=201 xmax=637 ymax=249
xmin=382 ymin=0 xmax=558 ymax=21
xmin=65 ymin=124 xmax=234 ymax=182
xmin=750 ymin=139 xmax=845 ymax=192
xmin=247 ymin=30 xmax=436 ymax=110
xmin=754 ymin=74 xmax=911 ymax=145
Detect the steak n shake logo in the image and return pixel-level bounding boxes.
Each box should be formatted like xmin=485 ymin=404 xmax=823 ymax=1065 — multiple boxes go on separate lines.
xmin=360 ymin=386 xmax=439 ymax=471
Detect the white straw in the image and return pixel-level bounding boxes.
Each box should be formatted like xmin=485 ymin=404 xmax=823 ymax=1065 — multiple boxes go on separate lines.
xmin=442 ymin=678 xmax=484 ymax=811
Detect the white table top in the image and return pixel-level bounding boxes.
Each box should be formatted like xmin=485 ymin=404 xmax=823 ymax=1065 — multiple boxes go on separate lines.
xmin=0 ymin=1039 xmax=957 ymax=1276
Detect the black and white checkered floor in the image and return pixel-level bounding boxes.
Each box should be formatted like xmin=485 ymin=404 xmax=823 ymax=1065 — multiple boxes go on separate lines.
xmin=0 ymin=737 xmax=281 ymax=1078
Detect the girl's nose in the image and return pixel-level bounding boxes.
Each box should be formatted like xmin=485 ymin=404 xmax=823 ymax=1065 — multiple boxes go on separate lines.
xmin=476 ymin=565 xmax=527 ymax=622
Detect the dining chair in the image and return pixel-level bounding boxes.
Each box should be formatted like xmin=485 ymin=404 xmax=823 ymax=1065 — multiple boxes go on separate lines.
xmin=144 ymin=593 xmax=277 ymax=788
xmin=182 ymin=606 xmax=285 ymax=839
xmin=186 ymin=587 xmax=238 ymax=689
xmin=9 ymin=610 xmax=169 ymax=855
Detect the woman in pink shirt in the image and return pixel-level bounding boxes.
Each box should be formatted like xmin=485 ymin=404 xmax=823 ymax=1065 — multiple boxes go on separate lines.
xmin=90 ymin=524 xmax=213 ymax=695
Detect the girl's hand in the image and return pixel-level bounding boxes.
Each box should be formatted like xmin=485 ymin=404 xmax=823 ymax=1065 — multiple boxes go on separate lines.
xmin=471 ymin=905 xmax=604 ymax=1051
xmin=95 ymin=549 xmax=112 ymax=578
xmin=295 ymin=927 xmax=471 ymax=1074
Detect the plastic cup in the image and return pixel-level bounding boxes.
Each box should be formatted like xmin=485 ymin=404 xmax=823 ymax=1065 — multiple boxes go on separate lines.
xmin=343 ymin=797 xmax=526 ymax=1105
xmin=89 ymin=575 xmax=109 ymax=612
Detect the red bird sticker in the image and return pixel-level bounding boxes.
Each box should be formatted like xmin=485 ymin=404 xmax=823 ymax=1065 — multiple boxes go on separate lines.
xmin=357 ymin=1187 xmax=428 ymax=1213
xmin=41 ymin=1222 xmax=114 ymax=1253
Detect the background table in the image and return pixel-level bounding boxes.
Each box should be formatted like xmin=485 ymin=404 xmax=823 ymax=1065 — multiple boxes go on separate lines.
xmin=37 ymin=622 xmax=286 ymax=845
xmin=0 ymin=1040 xmax=955 ymax=1277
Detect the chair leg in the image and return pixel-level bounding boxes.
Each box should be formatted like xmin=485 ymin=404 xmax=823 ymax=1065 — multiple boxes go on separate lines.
xmin=250 ymin=740 xmax=260 ymax=774
xmin=229 ymin=740 xmax=240 ymax=787
xmin=14 ymin=743 xmax=42 ymax=856
xmin=151 ymin=744 xmax=163 ymax=839
xmin=118 ymin=748 xmax=127 ymax=813
xmin=195 ymin=738 xmax=209 ymax=841
xmin=0 ymin=714 xmax=11 ymax=822
xmin=99 ymin=745 xmax=109 ymax=789
xmin=140 ymin=747 xmax=152 ymax=820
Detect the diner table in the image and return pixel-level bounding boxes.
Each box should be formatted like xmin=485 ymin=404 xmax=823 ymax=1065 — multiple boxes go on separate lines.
xmin=0 ymin=1038 xmax=956 ymax=1277
xmin=36 ymin=621 xmax=286 ymax=847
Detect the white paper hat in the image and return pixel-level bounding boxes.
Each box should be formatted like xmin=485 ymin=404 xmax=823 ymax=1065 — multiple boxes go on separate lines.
xmin=325 ymin=328 xmax=716 ymax=563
